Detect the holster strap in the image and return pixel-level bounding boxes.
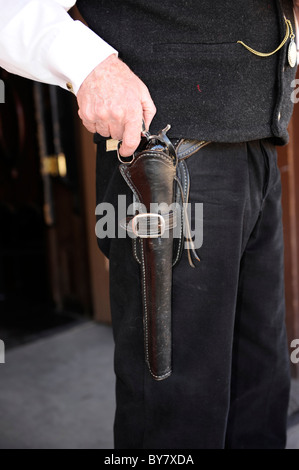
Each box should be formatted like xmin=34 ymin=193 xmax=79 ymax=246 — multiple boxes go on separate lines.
xmin=120 ymin=209 xmax=178 ymax=238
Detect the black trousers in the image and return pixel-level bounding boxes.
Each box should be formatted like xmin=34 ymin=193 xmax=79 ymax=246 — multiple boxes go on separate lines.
xmin=96 ymin=139 xmax=291 ymax=449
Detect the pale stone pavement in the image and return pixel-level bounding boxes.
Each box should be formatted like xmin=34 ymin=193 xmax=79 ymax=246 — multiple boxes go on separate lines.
xmin=0 ymin=322 xmax=298 ymax=449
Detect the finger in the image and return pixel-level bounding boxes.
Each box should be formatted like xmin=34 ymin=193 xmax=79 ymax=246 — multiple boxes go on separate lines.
xmin=81 ymin=119 xmax=97 ymax=134
xmin=120 ymin=116 xmax=143 ymax=157
xmin=108 ymin=121 xmax=124 ymax=141
xmin=95 ymin=122 xmax=111 ymax=138
xmin=78 ymin=97 xmax=98 ymax=123
xmin=141 ymin=89 xmax=157 ymax=131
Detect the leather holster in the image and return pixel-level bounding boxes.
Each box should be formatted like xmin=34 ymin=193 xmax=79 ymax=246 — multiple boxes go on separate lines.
xmin=119 ymin=127 xmax=207 ymax=380
xmin=119 ymin=128 xmax=177 ymax=380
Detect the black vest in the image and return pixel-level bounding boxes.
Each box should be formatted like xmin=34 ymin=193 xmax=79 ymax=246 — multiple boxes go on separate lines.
xmin=77 ymin=0 xmax=296 ymax=145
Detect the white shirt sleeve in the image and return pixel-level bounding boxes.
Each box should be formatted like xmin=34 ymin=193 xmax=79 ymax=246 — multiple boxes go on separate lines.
xmin=0 ymin=0 xmax=118 ymax=95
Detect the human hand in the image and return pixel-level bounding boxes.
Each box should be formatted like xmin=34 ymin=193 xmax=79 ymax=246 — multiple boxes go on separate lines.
xmin=76 ymin=54 xmax=156 ymax=157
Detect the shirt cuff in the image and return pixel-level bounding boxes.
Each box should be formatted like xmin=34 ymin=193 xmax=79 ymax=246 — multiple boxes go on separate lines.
xmin=47 ymin=19 xmax=118 ymax=95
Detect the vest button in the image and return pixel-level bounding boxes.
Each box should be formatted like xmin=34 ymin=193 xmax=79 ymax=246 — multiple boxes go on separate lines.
xmin=278 ymin=112 xmax=281 ymax=122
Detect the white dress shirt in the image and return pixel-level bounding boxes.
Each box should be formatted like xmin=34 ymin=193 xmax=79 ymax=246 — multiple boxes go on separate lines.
xmin=0 ymin=0 xmax=298 ymax=96
xmin=0 ymin=0 xmax=117 ymax=95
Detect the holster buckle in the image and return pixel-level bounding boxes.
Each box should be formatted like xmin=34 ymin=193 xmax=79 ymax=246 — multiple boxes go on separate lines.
xmin=132 ymin=213 xmax=166 ymax=238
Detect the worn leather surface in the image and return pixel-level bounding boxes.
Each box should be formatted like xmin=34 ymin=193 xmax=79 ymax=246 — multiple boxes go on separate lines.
xmin=120 ymin=150 xmax=176 ymax=380
xmin=131 ymin=158 xmax=190 ymax=267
